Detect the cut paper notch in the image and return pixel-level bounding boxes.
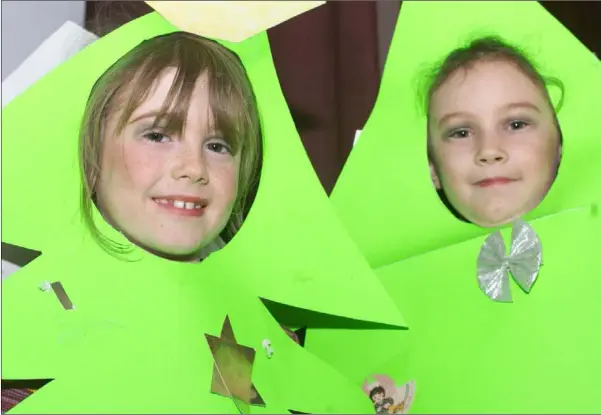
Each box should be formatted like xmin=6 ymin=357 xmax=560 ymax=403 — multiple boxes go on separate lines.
xmin=261 ymin=298 xmax=402 ymax=331
xmin=49 ymin=282 xmax=75 ymax=310
xmin=205 ymin=317 xmax=264 ymax=412
xmin=145 ymin=1 xmax=325 ymax=42
xmin=1 ymin=243 xmax=41 ymax=280
xmin=1 ymin=379 xmax=53 ymax=414
xmin=280 ymin=325 xmax=307 ymax=347
xmin=1 ymin=243 xmax=42 ymax=268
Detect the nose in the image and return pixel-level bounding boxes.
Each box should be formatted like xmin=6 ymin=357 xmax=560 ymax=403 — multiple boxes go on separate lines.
xmin=474 ymin=134 xmax=508 ymax=165
xmin=171 ymin=145 xmax=208 ymax=184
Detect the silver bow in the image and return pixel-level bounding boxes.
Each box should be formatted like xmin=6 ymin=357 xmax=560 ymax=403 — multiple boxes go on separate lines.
xmin=476 ymin=219 xmax=542 ymax=302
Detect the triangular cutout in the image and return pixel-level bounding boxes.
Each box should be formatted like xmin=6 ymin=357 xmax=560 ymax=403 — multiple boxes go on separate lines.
xmin=261 ymin=298 xmax=404 ymax=330
xmin=293 ymin=326 xmax=307 ymax=347
xmin=1 ymin=379 xmax=53 ymax=413
xmin=1 ymin=243 xmax=41 ymax=268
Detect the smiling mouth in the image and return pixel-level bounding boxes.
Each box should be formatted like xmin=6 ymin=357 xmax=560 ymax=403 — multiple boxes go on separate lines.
xmin=152 ymin=197 xmax=208 ymax=216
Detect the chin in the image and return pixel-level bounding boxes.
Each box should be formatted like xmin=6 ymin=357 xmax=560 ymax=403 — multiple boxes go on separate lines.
xmin=166 ymin=238 xmax=213 ymax=253
xmin=144 ymin=238 xmax=213 ymax=262
xmin=152 ymin=247 xmax=204 ymax=262
xmin=471 ymin=211 xmax=523 ymax=228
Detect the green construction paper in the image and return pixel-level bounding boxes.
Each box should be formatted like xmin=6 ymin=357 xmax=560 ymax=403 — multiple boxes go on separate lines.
xmin=370 ymin=207 xmax=601 ymax=413
xmin=1 ymin=11 xmax=402 ymax=413
xmin=3 ymin=241 xmax=376 ymax=413
xmin=1 ymin=12 xmax=405 ymax=325
xmin=306 ymin=2 xmax=601 ymax=413
xmin=329 ymin=1 xmax=601 ymax=269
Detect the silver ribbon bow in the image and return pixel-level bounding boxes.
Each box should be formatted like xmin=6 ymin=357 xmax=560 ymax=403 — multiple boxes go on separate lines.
xmin=477 ymin=219 xmax=542 ymax=302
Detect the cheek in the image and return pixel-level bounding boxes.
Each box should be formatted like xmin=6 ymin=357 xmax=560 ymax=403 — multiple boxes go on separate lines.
xmin=97 ymin=140 xmax=123 ymax=197
xmin=212 ymin=161 xmax=240 ymax=203
xmin=106 ymin=141 xmax=161 ymax=192
xmin=225 ymin=166 xmax=241 ymax=200
xmin=516 ymin=138 xmax=558 ymax=173
xmin=436 ymin=147 xmax=470 ymax=183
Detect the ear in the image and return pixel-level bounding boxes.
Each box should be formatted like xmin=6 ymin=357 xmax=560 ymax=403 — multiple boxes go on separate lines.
xmin=429 ymin=161 xmax=441 ymax=189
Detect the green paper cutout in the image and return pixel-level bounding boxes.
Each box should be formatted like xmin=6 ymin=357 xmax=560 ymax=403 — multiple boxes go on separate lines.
xmin=1 ymin=12 xmax=404 ymax=413
xmin=306 ymin=2 xmax=601 ymax=413
xmin=1 ymin=11 xmax=405 ymax=327
xmin=329 ymin=1 xmax=601 ymax=269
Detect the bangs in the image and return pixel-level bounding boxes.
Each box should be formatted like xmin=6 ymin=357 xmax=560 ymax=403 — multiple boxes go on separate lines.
xmin=110 ymin=34 xmax=255 ymax=155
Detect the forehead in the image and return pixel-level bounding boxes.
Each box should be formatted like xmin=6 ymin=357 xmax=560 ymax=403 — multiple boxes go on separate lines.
xmin=430 ymin=60 xmax=547 ymax=117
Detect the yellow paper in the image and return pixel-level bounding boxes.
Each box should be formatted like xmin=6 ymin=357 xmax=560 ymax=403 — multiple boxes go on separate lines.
xmin=146 ymin=1 xmax=325 ymax=42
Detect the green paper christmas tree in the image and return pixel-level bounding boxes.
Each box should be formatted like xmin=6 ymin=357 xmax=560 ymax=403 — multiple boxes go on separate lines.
xmin=1 ymin=9 xmax=405 ymax=414
xmin=306 ymin=2 xmax=601 ymax=413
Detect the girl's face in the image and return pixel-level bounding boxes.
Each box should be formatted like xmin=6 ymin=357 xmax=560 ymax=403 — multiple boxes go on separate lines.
xmin=96 ymin=69 xmax=241 ymax=260
xmin=428 ymin=60 xmax=561 ymax=228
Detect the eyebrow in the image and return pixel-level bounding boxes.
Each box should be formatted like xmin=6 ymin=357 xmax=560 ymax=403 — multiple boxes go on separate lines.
xmin=128 ymin=111 xmax=163 ymax=125
xmin=436 ymin=111 xmax=471 ymax=128
xmin=436 ymin=102 xmax=541 ymax=128
xmin=501 ymin=101 xmax=541 ymax=113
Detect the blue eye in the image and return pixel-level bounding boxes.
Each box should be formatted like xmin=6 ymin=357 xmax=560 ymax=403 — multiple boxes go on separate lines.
xmin=143 ymin=131 xmax=169 ymax=143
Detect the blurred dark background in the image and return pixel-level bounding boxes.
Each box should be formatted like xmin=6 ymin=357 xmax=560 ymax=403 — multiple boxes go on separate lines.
xmin=84 ymin=1 xmax=601 ymax=194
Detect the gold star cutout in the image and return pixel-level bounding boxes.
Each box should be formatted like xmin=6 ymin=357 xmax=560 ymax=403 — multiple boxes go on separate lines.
xmin=205 ymin=316 xmax=265 ymax=413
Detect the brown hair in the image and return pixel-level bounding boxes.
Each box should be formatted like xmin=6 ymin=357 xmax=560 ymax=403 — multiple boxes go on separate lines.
xmin=79 ymin=32 xmax=262 ymax=255
xmin=424 ymin=36 xmax=563 ymax=222
xmin=424 ymin=36 xmax=564 ymax=119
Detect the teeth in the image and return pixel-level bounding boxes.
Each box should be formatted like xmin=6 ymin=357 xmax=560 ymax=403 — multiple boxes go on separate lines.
xmin=155 ymin=199 xmax=203 ymax=210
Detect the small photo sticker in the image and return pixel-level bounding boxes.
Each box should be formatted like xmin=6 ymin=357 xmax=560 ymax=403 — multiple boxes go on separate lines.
xmin=362 ymin=375 xmax=415 ymax=414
